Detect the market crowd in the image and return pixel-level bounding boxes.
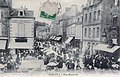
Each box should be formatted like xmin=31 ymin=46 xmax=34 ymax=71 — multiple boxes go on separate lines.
xmin=0 ymin=39 xmax=120 ymax=72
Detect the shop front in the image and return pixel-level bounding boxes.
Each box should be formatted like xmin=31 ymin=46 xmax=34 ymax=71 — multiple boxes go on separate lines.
xmin=8 ymin=38 xmax=34 ymax=56
xmin=0 ymin=37 xmax=8 ymax=56
xmin=95 ymin=43 xmax=120 ymax=61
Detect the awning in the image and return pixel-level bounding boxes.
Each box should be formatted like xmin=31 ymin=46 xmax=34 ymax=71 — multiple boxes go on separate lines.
xmin=0 ymin=40 xmax=7 ymax=50
xmin=55 ymin=37 xmax=61 ymax=41
xmin=94 ymin=43 xmax=120 ymax=53
xmin=50 ymin=36 xmax=53 ymax=39
xmin=51 ymin=36 xmax=56 ymax=40
xmin=8 ymin=41 xmax=33 ymax=49
xmin=57 ymin=37 xmax=61 ymax=41
xmin=65 ymin=37 xmax=74 ymax=44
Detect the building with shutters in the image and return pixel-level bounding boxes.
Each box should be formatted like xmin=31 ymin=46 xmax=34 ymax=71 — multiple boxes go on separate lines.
xmin=8 ymin=7 xmax=35 ymax=54
xmin=82 ymin=0 xmax=114 ymax=56
xmin=64 ymin=5 xmax=83 ymax=48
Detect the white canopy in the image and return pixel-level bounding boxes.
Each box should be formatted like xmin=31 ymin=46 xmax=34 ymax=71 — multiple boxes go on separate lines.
xmin=55 ymin=37 xmax=61 ymax=41
xmin=44 ymin=48 xmax=58 ymax=55
xmin=0 ymin=64 xmax=4 ymax=68
xmin=47 ymin=62 xmax=58 ymax=66
xmin=94 ymin=43 xmax=120 ymax=53
xmin=65 ymin=37 xmax=74 ymax=44
xmin=8 ymin=41 xmax=33 ymax=49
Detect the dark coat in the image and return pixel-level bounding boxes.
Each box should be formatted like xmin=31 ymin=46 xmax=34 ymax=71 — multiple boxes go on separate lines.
xmin=57 ymin=62 xmax=63 ymax=68
xmin=71 ymin=63 xmax=75 ymax=69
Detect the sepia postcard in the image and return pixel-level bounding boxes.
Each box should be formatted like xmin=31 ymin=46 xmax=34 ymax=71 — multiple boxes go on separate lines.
xmin=0 ymin=0 xmax=119 ymax=77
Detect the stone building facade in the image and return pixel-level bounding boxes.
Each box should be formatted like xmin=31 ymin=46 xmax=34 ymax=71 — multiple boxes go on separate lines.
xmin=82 ymin=0 xmax=113 ymax=55
xmin=8 ymin=7 xmax=35 ymax=54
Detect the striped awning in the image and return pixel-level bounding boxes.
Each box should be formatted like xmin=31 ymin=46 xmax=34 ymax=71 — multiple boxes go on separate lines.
xmin=65 ymin=37 xmax=74 ymax=44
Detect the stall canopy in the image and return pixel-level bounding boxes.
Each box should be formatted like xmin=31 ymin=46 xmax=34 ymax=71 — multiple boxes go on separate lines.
xmin=44 ymin=48 xmax=58 ymax=55
xmin=94 ymin=43 xmax=120 ymax=53
xmin=65 ymin=37 xmax=74 ymax=44
xmin=0 ymin=40 xmax=7 ymax=50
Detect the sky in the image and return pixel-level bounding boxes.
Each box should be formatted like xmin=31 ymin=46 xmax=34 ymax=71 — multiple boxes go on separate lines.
xmin=12 ymin=0 xmax=87 ymax=25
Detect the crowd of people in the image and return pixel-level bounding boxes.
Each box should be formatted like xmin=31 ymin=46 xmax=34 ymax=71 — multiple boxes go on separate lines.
xmin=83 ymin=53 xmax=120 ymax=70
xmin=38 ymin=40 xmax=82 ymax=71
xmin=0 ymin=39 xmax=120 ymax=72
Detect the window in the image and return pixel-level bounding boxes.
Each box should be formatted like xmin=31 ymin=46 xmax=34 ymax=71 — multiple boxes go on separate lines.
xmin=96 ymin=27 xmax=100 ymax=37
xmin=89 ymin=13 xmax=92 ymax=23
xmin=85 ymin=14 xmax=87 ymax=22
xmin=88 ymin=28 xmax=91 ymax=37
xmin=94 ymin=11 xmax=97 ymax=21
xmin=19 ymin=11 xmax=24 ymax=16
xmin=93 ymin=28 xmax=95 ymax=38
xmin=88 ymin=0 xmax=93 ymax=6
xmin=97 ymin=10 xmax=101 ymax=20
xmin=89 ymin=0 xmax=91 ymax=5
xmin=1 ymin=11 xmax=4 ymax=19
xmin=0 ymin=10 xmax=1 ymax=19
xmin=18 ymin=23 xmax=25 ymax=37
xmin=20 ymin=11 xmax=23 ymax=16
xmin=84 ymin=28 xmax=87 ymax=37
xmin=114 ymin=0 xmax=119 ymax=6
xmin=113 ymin=16 xmax=118 ymax=26
xmin=92 ymin=43 xmax=95 ymax=46
xmin=77 ymin=18 xmax=79 ymax=23
xmin=96 ymin=43 xmax=98 ymax=45
xmin=1 ymin=12 xmax=3 ymax=19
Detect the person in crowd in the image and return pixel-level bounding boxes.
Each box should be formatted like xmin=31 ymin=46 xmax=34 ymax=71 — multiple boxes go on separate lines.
xmin=7 ymin=60 xmax=12 ymax=70
xmin=57 ymin=60 xmax=63 ymax=71
xmin=100 ymin=56 xmax=108 ymax=69
xmin=83 ymin=55 xmax=89 ymax=68
xmin=66 ymin=60 xmax=70 ymax=70
xmin=71 ymin=61 xmax=75 ymax=70
xmin=44 ymin=57 xmax=49 ymax=65
xmin=16 ymin=56 xmax=21 ymax=65
xmin=108 ymin=58 xmax=113 ymax=69
xmin=76 ymin=61 xmax=81 ymax=70
xmin=87 ymin=56 xmax=94 ymax=69
xmin=94 ymin=55 xmax=101 ymax=69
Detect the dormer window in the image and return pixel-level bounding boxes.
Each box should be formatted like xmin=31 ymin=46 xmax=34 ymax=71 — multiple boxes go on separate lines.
xmin=18 ymin=10 xmax=24 ymax=16
xmin=20 ymin=11 xmax=23 ymax=16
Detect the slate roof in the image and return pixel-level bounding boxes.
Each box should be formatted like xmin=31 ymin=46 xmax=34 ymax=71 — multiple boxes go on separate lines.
xmin=10 ymin=8 xmax=34 ymax=18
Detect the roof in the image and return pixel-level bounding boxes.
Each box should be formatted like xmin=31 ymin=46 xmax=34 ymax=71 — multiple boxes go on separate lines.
xmin=34 ymin=21 xmax=47 ymax=26
xmin=0 ymin=0 xmax=10 ymax=7
xmin=83 ymin=0 xmax=103 ymax=10
xmin=9 ymin=8 xmax=34 ymax=18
